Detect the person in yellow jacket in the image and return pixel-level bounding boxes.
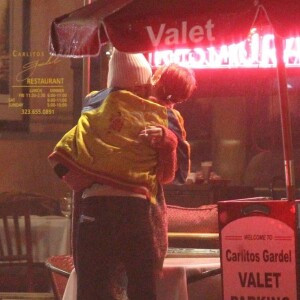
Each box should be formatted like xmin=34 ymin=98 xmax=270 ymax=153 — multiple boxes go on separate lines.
xmin=49 ymin=49 xmax=196 ymax=300
xmin=49 ymin=88 xmax=175 ymax=204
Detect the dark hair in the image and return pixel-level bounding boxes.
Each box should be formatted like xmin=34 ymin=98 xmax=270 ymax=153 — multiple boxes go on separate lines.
xmin=153 ymin=63 xmax=197 ymax=104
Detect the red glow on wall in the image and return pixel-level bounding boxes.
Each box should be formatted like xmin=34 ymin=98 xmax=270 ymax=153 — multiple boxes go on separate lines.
xmin=147 ymin=33 xmax=300 ymax=69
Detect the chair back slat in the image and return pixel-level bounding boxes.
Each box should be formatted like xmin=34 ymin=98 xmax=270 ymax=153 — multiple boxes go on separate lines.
xmin=2 ymin=216 xmax=13 ymax=257
xmin=24 ymin=214 xmax=33 ymax=264
xmin=0 ymin=205 xmax=33 ymax=262
xmin=0 ymin=235 xmax=4 ymax=256
xmin=13 ymin=216 xmax=23 ymax=255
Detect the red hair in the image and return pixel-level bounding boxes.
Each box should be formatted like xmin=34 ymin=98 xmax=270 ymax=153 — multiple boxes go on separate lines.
xmin=153 ymin=64 xmax=196 ymax=104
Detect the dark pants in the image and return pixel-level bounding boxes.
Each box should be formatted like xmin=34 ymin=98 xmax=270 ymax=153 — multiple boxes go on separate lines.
xmin=75 ymin=196 xmax=157 ymax=300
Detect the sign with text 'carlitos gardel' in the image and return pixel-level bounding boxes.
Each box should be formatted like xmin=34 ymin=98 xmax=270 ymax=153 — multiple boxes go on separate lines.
xmin=218 ymin=200 xmax=299 ymax=300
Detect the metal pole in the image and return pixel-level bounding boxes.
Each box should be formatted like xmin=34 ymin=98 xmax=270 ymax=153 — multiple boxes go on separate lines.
xmin=274 ymin=35 xmax=295 ymax=201
xmin=82 ymin=0 xmax=91 ymax=98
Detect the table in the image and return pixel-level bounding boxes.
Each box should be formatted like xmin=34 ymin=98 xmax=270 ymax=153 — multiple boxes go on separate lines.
xmin=0 ymin=215 xmax=71 ymax=263
xmin=163 ymin=183 xmax=228 ymax=207
xmin=158 ymin=257 xmax=221 ymax=300
xmin=30 ymin=216 xmax=71 ymax=263
xmin=0 ymin=292 xmax=54 ymax=299
xmin=62 ymin=257 xmax=221 ymax=300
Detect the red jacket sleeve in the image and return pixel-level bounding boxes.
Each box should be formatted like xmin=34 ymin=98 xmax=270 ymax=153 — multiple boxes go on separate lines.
xmin=153 ymin=126 xmax=178 ymax=184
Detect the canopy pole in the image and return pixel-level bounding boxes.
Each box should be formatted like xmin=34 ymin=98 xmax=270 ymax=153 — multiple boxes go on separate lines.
xmin=82 ymin=0 xmax=92 ymax=97
xmin=274 ymin=35 xmax=295 ymax=201
xmin=82 ymin=58 xmax=91 ymax=96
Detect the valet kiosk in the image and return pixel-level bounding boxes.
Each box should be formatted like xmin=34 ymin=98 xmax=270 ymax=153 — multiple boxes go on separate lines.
xmin=218 ymin=198 xmax=300 ymax=300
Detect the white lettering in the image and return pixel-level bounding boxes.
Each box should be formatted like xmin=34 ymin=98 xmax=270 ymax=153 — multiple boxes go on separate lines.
xmin=205 ymin=19 xmax=215 ymax=41
xmin=261 ymin=34 xmax=276 ymax=65
xmin=285 ymin=37 xmax=300 ymax=65
xmin=165 ymin=28 xmax=179 ymax=46
xmin=182 ymin=21 xmax=187 ymax=43
xmin=189 ymin=25 xmax=204 ymax=43
xmin=146 ymin=20 xmax=215 ymax=47
xmin=147 ymin=34 xmax=300 ymax=69
xmin=250 ymin=33 xmax=260 ymax=64
xmin=146 ymin=23 xmax=166 ymax=47
xmin=207 ymin=45 xmax=229 ymax=66
xmin=188 ymin=48 xmax=207 ymax=67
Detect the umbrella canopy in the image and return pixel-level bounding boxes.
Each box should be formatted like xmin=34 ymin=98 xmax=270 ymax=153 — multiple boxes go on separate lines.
xmin=50 ymin=0 xmax=300 ymax=56
xmin=49 ymin=0 xmax=300 ymax=200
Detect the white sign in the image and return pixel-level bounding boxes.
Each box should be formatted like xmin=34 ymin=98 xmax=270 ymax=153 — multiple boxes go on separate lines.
xmin=221 ymin=216 xmax=297 ymax=300
xmin=148 ymin=34 xmax=300 ymax=69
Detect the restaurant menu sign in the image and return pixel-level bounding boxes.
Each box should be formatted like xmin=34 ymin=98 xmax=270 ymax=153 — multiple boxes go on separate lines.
xmin=10 ymin=54 xmax=65 ymax=116
xmin=0 ymin=0 xmax=82 ymax=129
xmin=218 ymin=200 xmax=298 ymax=300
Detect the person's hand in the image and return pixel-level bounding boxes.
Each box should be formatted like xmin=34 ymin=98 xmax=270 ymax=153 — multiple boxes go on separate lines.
xmin=139 ymin=125 xmax=163 ymax=147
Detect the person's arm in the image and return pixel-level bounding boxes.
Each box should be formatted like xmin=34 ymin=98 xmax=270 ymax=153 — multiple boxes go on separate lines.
xmin=140 ymin=125 xmax=178 ymax=184
xmin=167 ymin=109 xmax=191 ymax=183
xmin=156 ymin=126 xmax=179 ymax=183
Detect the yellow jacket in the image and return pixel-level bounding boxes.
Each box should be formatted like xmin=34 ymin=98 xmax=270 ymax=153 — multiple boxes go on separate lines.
xmin=49 ymin=90 xmax=170 ymax=203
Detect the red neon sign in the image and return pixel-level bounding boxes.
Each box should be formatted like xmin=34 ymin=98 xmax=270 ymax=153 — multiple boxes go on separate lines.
xmin=147 ymin=33 xmax=300 ymax=69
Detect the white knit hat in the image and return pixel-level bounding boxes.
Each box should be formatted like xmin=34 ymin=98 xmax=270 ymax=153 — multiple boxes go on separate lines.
xmin=107 ymin=48 xmax=152 ymax=88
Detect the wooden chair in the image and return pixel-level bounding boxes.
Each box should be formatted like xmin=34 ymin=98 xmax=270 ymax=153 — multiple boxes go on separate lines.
xmin=0 ymin=191 xmax=62 ymax=216
xmin=0 ymin=200 xmax=34 ymax=292
xmin=45 ymin=255 xmax=74 ymax=300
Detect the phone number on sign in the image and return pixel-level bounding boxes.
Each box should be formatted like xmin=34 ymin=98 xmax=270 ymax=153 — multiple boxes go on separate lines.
xmin=21 ymin=109 xmax=55 ymax=115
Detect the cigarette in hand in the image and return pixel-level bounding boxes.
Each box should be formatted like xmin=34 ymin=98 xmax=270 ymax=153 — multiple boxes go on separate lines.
xmin=139 ymin=128 xmax=148 ymax=137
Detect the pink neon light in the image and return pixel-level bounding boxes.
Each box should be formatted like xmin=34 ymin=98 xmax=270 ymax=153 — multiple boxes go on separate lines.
xmin=147 ymin=34 xmax=300 ymax=69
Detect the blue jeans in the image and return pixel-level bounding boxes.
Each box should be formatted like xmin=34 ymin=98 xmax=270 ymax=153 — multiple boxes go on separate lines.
xmin=75 ymin=196 xmax=157 ymax=300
